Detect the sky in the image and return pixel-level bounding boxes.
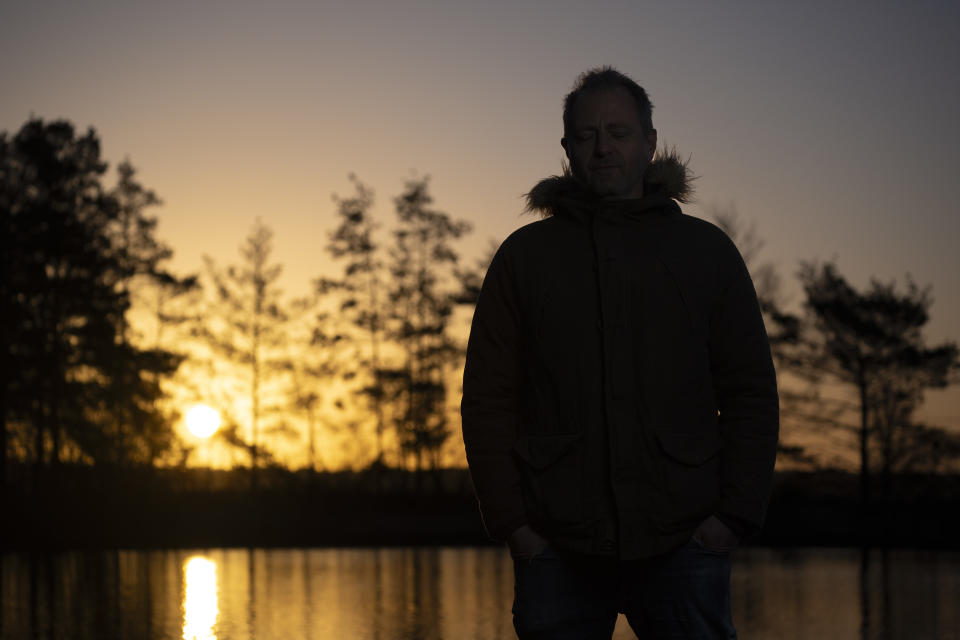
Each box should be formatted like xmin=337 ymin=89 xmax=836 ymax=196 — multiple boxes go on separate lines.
xmin=3 ymin=0 xmax=959 ymax=442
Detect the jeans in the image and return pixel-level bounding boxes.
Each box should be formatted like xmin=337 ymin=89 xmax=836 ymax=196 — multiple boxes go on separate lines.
xmin=512 ymin=538 xmax=737 ymax=639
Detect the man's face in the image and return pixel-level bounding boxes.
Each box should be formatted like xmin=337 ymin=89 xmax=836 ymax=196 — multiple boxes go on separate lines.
xmin=561 ymin=86 xmax=657 ymax=200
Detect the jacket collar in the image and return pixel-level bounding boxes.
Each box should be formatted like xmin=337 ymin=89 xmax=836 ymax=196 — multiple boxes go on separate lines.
xmin=523 ymin=147 xmax=694 ymax=221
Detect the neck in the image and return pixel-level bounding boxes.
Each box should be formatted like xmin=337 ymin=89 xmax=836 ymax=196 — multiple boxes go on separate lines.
xmin=598 ymin=183 xmax=644 ymax=201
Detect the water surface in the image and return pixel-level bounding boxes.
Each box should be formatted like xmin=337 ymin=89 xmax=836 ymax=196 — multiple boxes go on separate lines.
xmin=2 ymin=547 xmax=957 ymax=639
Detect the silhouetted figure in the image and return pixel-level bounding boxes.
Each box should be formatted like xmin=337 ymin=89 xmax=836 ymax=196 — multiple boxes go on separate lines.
xmin=461 ymin=67 xmax=779 ymax=639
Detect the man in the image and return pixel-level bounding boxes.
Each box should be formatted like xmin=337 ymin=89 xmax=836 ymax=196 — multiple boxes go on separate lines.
xmin=460 ymin=67 xmax=779 ymax=639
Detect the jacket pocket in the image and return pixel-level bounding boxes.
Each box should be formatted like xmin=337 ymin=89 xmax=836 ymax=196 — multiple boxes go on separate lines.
xmin=513 ymin=432 xmax=584 ymax=525
xmin=657 ymin=430 xmax=722 ymax=466
xmin=655 ymin=430 xmax=722 ymax=532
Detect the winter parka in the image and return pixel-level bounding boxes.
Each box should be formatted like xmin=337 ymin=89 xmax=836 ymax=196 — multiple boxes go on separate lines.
xmin=460 ymin=154 xmax=779 ymax=560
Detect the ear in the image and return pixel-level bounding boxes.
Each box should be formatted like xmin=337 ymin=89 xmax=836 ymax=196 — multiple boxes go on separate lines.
xmin=645 ymin=129 xmax=658 ymax=162
xmin=560 ymin=137 xmax=570 ymax=159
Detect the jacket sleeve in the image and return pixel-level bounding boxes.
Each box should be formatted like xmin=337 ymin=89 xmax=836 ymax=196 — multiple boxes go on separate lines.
xmin=460 ymin=239 xmax=529 ymax=542
xmin=708 ymin=237 xmax=780 ymax=539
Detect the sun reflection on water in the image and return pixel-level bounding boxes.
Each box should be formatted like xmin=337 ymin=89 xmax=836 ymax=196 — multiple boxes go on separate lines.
xmin=183 ymin=555 xmax=219 ymax=640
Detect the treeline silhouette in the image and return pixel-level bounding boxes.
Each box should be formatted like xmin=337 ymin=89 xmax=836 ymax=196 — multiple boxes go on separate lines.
xmin=1 ymin=118 xmax=487 ymax=493
xmin=710 ymin=210 xmax=960 ymax=496
xmin=3 ymin=460 xmax=958 ymax=549
xmin=1 ymin=119 xmax=197 ymax=483
xmin=2 ymin=117 xmax=960 ymax=548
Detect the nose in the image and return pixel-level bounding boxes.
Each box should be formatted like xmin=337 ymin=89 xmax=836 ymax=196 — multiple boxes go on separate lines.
xmin=594 ymin=130 xmax=612 ymax=156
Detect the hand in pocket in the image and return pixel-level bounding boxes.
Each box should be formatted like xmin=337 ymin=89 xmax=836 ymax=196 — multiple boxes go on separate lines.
xmin=692 ymin=514 xmax=739 ymax=552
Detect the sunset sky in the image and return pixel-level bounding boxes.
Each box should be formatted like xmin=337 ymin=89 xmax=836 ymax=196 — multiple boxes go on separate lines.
xmin=3 ymin=1 xmax=959 ymax=442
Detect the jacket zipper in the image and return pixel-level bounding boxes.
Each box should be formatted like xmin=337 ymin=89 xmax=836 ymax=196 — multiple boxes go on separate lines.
xmin=589 ymin=213 xmax=620 ymax=555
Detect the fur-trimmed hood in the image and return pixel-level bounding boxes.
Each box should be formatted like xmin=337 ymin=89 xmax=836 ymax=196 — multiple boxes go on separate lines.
xmin=524 ymin=147 xmax=695 ymax=218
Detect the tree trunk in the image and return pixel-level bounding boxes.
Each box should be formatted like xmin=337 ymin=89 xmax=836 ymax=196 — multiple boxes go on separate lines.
xmin=251 ymin=324 xmax=260 ymax=491
xmin=858 ymin=367 xmax=871 ymax=505
xmin=0 ymin=383 xmax=6 ymax=503
xmin=368 ymin=263 xmax=385 ymax=465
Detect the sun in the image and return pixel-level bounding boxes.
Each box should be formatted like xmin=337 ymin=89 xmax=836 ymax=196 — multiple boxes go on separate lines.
xmin=185 ymin=404 xmax=221 ymax=439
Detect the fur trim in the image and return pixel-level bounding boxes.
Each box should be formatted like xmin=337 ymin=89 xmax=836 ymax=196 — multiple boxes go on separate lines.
xmin=645 ymin=146 xmax=695 ymax=204
xmin=524 ymin=146 xmax=695 ymax=218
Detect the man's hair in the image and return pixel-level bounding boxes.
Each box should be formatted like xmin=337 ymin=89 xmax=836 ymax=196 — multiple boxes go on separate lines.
xmin=562 ymin=66 xmax=654 ymax=136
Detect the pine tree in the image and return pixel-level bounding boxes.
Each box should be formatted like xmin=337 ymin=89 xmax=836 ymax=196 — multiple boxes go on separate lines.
xmin=325 ymin=175 xmax=390 ymax=466
xmin=797 ymin=261 xmax=959 ymax=501
xmin=201 ymin=218 xmax=290 ymax=486
xmin=385 ymin=176 xmax=471 ymax=479
xmin=100 ymin=160 xmax=198 ymax=464
xmin=0 ymin=119 xmax=184 ymax=476
xmin=709 ymin=206 xmax=812 ymax=468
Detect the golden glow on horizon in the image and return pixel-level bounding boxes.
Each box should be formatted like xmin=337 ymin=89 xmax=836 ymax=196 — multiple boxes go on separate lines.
xmin=185 ymin=405 xmax=221 ymax=439
xmin=183 ymin=555 xmax=218 ymax=640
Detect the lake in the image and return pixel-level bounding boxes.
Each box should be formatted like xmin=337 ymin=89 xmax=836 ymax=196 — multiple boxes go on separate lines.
xmin=2 ymin=547 xmax=958 ymax=639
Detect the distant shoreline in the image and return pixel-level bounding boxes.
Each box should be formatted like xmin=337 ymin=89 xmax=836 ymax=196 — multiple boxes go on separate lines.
xmin=3 ymin=465 xmax=958 ymax=550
